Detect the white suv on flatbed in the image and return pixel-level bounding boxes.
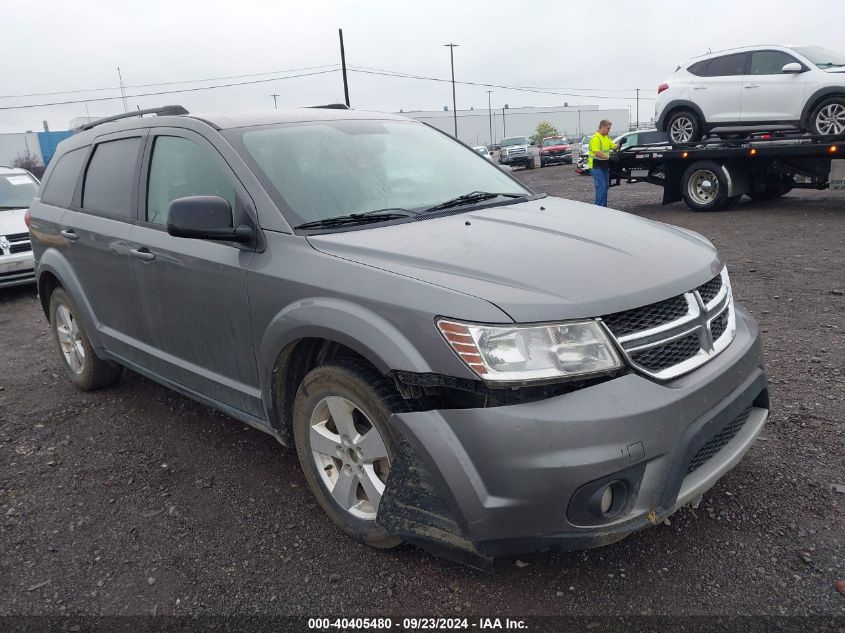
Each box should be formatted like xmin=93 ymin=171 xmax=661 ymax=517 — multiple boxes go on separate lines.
xmin=0 ymin=166 xmax=38 ymax=288
xmin=656 ymin=44 xmax=845 ymax=143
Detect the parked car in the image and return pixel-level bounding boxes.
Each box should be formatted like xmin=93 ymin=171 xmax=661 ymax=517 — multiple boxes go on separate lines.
xmin=539 ymin=136 xmax=572 ymax=167
xmin=613 ymin=129 xmax=669 ymax=150
xmin=472 ymin=145 xmax=493 ymax=160
xmin=0 ymin=166 xmax=39 ymax=288
xmin=30 ymin=106 xmax=770 ymax=561
xmin=575 ymin=135 xmax=592 ymax=174
xmin=498 ymin=136 xmax=535 ymax=169
xmin=656 ymin=44 xmax=845 ymax=143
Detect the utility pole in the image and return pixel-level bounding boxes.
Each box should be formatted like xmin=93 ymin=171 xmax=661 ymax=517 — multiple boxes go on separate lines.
xmin=270 ymin=94 xmax=280 ymax=109
xmin=635 ymin=88 xmax=640 ymax=129
xmin=486 ymin=90 xmax=493 ymax=147
xmin=117 ymin=67 xmax=128 ymax=113
xmin=502 ymin=106 xmax=507 ymax=138
xmin=444 ymin=43 xmax=459 ymax=137
xmin=338 ymin=29 xmax=351 ymax=107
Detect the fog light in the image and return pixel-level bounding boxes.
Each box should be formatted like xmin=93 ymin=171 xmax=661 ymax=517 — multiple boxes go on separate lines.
xmin=600 ymin=485 xmax=614 ymax=514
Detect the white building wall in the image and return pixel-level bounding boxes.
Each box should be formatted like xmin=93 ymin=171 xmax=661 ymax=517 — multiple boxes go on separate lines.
xmin=400 ymin=105 xmax=630 ymax=146
xmin=0 ymin=133 xmax=44 ymax=167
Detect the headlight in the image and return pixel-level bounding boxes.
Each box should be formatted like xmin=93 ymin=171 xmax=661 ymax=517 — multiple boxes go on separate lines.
xmin=437 ymin=319 xmax=623 ymax=383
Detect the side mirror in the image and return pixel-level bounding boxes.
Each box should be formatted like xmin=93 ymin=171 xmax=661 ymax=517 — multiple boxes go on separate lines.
xmin=166 ymin=196 xmax=252 ymax=243
xmin=782 ymin=62 xmax=804 ymax=73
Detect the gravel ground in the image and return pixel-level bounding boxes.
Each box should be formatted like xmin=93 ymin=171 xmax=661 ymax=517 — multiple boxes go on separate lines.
xmin=1 ymin=165 xmax=843 ymax=621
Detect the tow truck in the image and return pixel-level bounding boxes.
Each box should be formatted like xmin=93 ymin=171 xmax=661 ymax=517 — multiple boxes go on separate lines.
xmin=610 ymin=131 xmax=844 ymax=211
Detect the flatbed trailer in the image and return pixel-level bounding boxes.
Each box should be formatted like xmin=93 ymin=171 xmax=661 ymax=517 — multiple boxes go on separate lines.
xmin=610 ymin=131 xmax=844 ymax=211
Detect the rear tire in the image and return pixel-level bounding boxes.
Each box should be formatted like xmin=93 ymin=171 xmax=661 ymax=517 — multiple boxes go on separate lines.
xmin=49 ymin=288 xmax=121 ymax=390
xmin=666 ymin=109 xmax=703 ymax=144
xmin=809 ymin=97 xmax=845 ymax=136
xmin=292 ymin=360 xmax=404 ymax=549
xmin=681 ymin=161 xmax=730 ymax=212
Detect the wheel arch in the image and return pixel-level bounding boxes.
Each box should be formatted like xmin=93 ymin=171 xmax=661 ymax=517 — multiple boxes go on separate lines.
xmin=657 ymin=100 xmax=706 ymax=132
xmin=258 ymin=298 xmax=434 ymax=440
xmin=800 ymin=87 xmax=845 ymax=129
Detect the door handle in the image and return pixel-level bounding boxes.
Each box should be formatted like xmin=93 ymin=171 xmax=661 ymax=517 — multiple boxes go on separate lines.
xmin=692 ymin=86 xmax=707 ymax=90
xmin=60 ymin=229 xmax=79 ymax=241
xmin=744 ymin=84 xmax=760 ymax=89
xmin=130 ymin=247 xmax=156 ymax=262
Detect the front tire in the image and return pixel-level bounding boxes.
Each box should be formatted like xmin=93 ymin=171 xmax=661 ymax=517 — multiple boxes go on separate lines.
xmin=49 ymin=288 xmax=121 ymax=390
xmin=666 ymin=109 xmax=703 ymax=144
xmin=681 ymin=161 xmax=731 ymax=211
xmin=809 ymin=97 xmax=845 ymax=136
xmin=292 ymin=361 xmax=404 ymax=549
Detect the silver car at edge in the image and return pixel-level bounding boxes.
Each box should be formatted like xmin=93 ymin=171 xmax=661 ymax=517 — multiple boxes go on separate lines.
xmin=28 ymin=106 xmax=770 ymax=563
xmin=0 ymin=166 xmax=39 ymax=288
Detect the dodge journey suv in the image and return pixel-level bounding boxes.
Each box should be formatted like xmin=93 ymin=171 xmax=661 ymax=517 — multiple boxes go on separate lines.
xmin=29 ymin=105 xmax=770 ymax=561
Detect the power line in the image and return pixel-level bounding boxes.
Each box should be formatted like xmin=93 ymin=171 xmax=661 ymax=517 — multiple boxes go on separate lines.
xmin=0 ymin=69 xmax=340 ymax=111
xmin=348 ymin=66 xmax=657 ymax=101
xmin=0 ymin=64 xmax=341 ymax=100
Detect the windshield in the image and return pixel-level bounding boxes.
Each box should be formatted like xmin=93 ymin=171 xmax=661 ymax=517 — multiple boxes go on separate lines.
xmin=792 ymin=46 xmax=845 ymax=68
xmin=0 ymin=173 xmax=38 ymax=209
xmin=542 ymin=138 xmax=568 ymax=147
xmin=500 ymin=137 xmax=529 ymax=147
xmin=233 ymin=120 xmax=528 ymax=226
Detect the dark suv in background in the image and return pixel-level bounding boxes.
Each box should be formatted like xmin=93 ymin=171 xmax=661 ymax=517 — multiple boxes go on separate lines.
xmin=29 ymin=105 xmax=770 ymax=562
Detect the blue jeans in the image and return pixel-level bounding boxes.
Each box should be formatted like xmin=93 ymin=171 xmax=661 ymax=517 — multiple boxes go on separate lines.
xmin=592 ymin=167 xmax=610 ymax=207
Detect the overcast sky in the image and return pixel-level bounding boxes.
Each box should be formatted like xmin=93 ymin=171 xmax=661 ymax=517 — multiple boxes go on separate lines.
xmin=1 ymin=0 xmax=843 ymax=133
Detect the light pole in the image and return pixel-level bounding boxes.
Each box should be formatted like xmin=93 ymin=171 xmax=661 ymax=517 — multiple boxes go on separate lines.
xmin=444 ymin=43 xmax=459 ymax=137
xmin=502 ymin=105 xmax=508 ymax=138
xmin=270 ymin=94 xmax=280 ymax=109
xmin=635 ymin=88 xmax=640 ymax=129
xmin=486 ymin=90 xmax=493 ymax=147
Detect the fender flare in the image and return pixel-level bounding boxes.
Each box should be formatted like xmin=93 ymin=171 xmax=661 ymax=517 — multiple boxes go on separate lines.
xmin=257 ymin=297 xmax=434 ymax=420
xmin=800 ymin=86 xmax=845 ymax=128
xmin=36 ymin=249 xmax=104 ymax=351
xmin=657 ymin=100 xmax=707 ymax=131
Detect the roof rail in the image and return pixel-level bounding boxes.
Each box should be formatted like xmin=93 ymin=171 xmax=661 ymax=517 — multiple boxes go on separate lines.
xmin=308 ymin=103 xmax=350 ymax=110
xmin=77 ymin=105 xmax=189 ymax=132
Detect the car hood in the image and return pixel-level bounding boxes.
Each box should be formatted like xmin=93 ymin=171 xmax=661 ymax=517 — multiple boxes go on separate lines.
xmin=307 ymin=198 xmax=723 ymax=323
xmin=0 ymin=208 xmax=27 ymax=236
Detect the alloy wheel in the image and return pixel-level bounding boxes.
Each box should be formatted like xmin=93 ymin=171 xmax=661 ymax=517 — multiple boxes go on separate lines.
xmin=308 ymin=396 xmax=390 ymax=520
xmin=816 ymin=103 xmax=845 ymax=135
xmin=670 ymin=116 xmax=694 ymax=143
xmin=55 ymin=304 xmax=85 ymax=374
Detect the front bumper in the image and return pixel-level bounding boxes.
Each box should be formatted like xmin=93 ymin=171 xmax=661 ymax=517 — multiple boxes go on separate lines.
xmin=0 ymin=253 xmax=35 ymax=288
xmin=499 ymin=153 xmax=533 ymax=165
xmin=383 ymin=305 xmax=769 ymax=559
xmin=541 ymin=152 xmax=572 ymax=164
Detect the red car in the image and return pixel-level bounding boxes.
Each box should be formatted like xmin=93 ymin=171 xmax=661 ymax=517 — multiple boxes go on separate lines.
xmin=539 ymin=136 xmax=572 ymax=167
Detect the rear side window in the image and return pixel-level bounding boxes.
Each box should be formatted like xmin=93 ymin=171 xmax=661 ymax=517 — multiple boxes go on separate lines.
xmin=687 ymin=60 xmax=709 ymax=76
xmin=146 ymin=136 xmax=235 ymax=226
xmin=700 ymin=53 xmax=748 ymax=77
xmin=82 ymin=137 xmax=142 ymax=217
xmin=40 ymin=148 xmax=86 ymax=207
xmin=750 ymin=50 xmax=800 ymax=75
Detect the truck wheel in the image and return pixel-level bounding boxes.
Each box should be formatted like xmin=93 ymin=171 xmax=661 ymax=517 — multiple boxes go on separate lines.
xmin=540 ymin=159 xmax=545 ymax=168
xmin=681 ymin=161 xmax=730 ymax=211
xmin=49 ymin=288 xmax=121 ymax=390
xmin=292 ymin=360 xmax=404 ymax=549
xmin=667 ymin=109 xmax=702 ymax=144
xmin=809 ymin=97 xmax=845 ymax=136
xmin=527 ymin=159 xmax=535 ymax=170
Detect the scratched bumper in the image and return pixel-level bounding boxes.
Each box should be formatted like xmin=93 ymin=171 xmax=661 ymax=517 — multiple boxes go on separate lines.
xmin=383 ymin=305 xmax=769 ymax=558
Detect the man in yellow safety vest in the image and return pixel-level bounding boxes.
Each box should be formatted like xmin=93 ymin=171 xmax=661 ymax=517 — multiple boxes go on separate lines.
xmin=589 ymin=119 xmax=618 ymax=207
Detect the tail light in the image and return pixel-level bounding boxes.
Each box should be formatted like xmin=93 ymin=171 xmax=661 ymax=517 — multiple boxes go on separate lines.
xmin=658 ymin=82 xmax=669 ymax=94
xmin=24 ymin=209 xmax=31 ymax=228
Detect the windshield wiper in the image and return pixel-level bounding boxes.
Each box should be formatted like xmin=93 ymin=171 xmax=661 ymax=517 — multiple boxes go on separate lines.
xmin=422 ymin=191 xmax=526 ymax=214
xmin=294 ymin=208 xmax=413 ymax=230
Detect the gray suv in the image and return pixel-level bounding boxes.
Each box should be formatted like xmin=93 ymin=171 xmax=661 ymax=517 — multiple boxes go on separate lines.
xmin=29 ymin=105 xmax=770 ymax=561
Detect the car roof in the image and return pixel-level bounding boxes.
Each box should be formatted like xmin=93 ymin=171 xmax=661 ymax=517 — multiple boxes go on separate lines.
xmin=0 ymin=166 xmax=30 ymax=175
xmin=64 ymin=107 xmax=415 ymax=148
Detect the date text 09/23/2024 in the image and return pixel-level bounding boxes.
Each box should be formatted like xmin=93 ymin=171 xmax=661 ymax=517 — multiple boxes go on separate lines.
xmin=308 ymin=617 xmax=528 ymax=630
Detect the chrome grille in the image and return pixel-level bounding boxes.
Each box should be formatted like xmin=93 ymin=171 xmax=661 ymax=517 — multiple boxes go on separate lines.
xmin=602 ymin=295 xmax=688 ymax=337
xmin=687 ymin=407 xmax=752 ymax=474
xmin=1 ymin=231 xmax=31 ymax=256
xmin=600 ymin=268 xmax=736 ymax=380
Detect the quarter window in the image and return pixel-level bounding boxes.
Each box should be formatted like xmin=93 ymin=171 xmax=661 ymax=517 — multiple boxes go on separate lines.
xmin=40 ymin=148 xmax=87 ymax=208
xmin=82 ymin=138 xmax=142 ymax=217
xmin=146 ymin=136 xmax=235 ymax=226
xmin=701 ymin=53 xmax=748 ymax=77
xmin=750 ymin=51 xmax=801 ymax=75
